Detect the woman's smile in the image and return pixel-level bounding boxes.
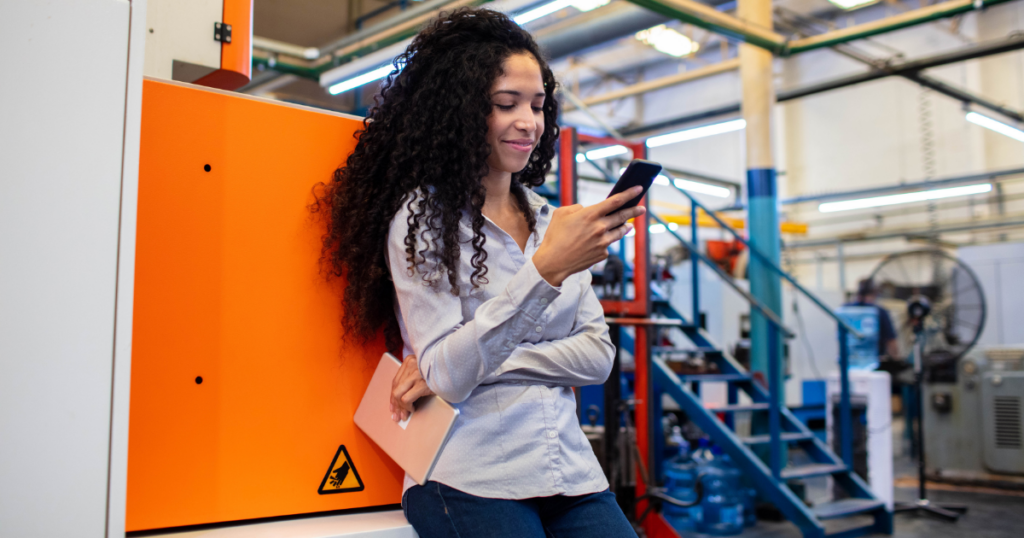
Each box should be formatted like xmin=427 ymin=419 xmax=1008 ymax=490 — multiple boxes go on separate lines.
xmin=503 ymin=138 xmax=534 ymax=152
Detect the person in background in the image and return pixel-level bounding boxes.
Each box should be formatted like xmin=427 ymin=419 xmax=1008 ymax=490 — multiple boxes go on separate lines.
xmin=846 ymin=278 xmax=900 ymax=361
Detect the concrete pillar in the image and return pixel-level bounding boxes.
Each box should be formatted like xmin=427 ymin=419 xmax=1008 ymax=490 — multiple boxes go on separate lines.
xmin=739 ymin=0 xmax=782 ymax=396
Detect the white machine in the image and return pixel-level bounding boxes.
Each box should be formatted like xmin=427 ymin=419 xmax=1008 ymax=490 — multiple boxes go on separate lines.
xmin=826 ymin=371 xmax=894 ymax=510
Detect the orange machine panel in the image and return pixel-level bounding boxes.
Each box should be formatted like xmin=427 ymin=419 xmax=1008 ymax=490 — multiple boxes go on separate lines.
xmin=127 ymin=79 xmax=402 ymax=532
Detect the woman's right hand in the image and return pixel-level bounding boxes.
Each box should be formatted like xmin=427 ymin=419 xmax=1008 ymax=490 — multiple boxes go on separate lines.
xmin=533 ymin=186 xmax=646 ymax=287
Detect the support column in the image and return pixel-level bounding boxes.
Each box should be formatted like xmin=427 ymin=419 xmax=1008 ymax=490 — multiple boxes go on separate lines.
xmin=740 ymin=0 xmax=783 ymax=472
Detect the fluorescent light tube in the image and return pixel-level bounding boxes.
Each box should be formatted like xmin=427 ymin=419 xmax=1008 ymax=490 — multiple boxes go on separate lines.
xmin=635 ymin=25 xmax=699 ymax=57
xmin=674 ymin=177 xmax=731 ymax=198
xmin=827 ymin=0 xmax=879 ymax=9
xmin=514 ymin=0 xmax=573 ymax=25
xmin=328 ymin=64 xmax=393 ymax=95
xmin=818 ymin=183 xmax=993 ymax=213
xmin=646 ymin=119 xmax=746 ymax=148
xmin=577 ymin=145 xmax=629 ymax=162
xmin=966 ymin=111 xmax=1024 ymax=142
xmin=629 ymin=170 xmax=731 ymax=198
xmin=514 ymin=0 xmax=609 ymax=25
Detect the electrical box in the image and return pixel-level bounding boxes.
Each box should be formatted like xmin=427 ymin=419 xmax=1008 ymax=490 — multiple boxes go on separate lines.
xmin=126 ymin=79 xmax=403 ymax=532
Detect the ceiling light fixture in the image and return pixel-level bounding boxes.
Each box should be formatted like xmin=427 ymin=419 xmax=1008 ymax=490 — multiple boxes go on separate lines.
xmin=646 ymin=119 xmax=746 ymax=148
xmin=649 ymin=173 xmax=731 ymax=198
xmin=513 ymin=0 xmax=610 ymax=25
xmin=966 ymin=111 xmax=1024 ymax=142
xmin=328 ymin=64 xmax=393 ymax=95
xmin=576 ymin=144 xmax=629 ymax=162
xmin=826 ymin=0 xmax=880 ymax=9
xmin=818 ymin=183 xmax=993 ymax=213
xmin=635 ymin=24 xmax=699 ymax=58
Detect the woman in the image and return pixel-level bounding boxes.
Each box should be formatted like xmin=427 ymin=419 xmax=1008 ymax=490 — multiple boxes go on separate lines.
xmin=314 ymin=8 xmax=643 ymax=537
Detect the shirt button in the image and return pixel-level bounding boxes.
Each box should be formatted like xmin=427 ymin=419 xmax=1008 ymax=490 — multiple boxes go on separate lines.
xmin=539 ymin=297 xmax=548 ymax=305
xmin=506 ymin=343 xmax=514 ymax=350
xmin=547 ymin=431 xmax=558 ymax=439
xmin=535 ymin=326 xmax=543 ymax=333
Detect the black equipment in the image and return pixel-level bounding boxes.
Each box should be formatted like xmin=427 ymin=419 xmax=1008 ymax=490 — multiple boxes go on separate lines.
xmin=894 ymin=294 xmax=969 ymax=521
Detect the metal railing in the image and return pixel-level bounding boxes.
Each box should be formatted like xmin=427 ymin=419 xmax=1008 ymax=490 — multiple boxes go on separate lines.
xmin=662 ymin=171 xmax=861 ymax=475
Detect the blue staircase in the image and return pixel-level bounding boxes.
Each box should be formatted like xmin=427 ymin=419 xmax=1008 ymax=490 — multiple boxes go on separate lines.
xmin=652 ymin=301 xmax=892 ymax=538
xmin=640 ymin=173 xmax=893 ymax=538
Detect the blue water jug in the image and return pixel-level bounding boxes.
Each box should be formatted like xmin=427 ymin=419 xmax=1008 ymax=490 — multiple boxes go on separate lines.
xmin=697 ymin=446 xmax=745 ymax=536
xmin=663 ymin=446 xmax=703 ymax=533
xmin=743 ymin=486 xmax=758 ymax=527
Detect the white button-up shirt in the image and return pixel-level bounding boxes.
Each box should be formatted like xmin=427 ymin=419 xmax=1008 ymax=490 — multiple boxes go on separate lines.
xmin=387 ymin=188 xmax=613 ymax=499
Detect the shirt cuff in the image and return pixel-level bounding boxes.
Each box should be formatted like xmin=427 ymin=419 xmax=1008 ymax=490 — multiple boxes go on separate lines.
xmin=506 ymin=259 xmax=562 ymax=321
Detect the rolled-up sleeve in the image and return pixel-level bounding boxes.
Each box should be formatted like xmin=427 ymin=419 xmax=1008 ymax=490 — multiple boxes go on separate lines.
xmin=387 ymin=201 xmax=562 ymax=403
xmin=484 ymin=270 xmax=614 ymax=387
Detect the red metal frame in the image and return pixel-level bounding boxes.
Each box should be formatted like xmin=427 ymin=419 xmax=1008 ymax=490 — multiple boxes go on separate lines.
xmin=557 ymin=127 xmax=650 ymax=317
xmin=557 ymin=127 xmax=661 ymax=532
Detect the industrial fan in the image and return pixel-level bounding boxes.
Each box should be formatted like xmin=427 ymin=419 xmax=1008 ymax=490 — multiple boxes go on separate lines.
xmin=869 ymin=249 xmax=987 ymax=380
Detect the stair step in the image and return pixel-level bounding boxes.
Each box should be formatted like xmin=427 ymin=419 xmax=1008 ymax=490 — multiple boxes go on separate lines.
xmin=780 ymin=463 xmax=847 ymax=479
xmin=677 ymin=373 xmax=751 ymax=383
xmin=740 ymin=432 xmax=814 ymax=445
xmin=711 ymin=403 xmax=770 ymax=413
xmin=812 ymin=498 xmax=886 ymax=520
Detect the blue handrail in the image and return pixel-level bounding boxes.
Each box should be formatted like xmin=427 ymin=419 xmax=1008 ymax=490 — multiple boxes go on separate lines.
xmin=662 ymin=171 xmax=864 ymax=339
xmin=663 ymin=172 xmax=858 ymax=472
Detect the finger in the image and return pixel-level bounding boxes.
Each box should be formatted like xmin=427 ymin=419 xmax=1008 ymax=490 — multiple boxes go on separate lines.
xmin=598 ymin=205 xmax=646 ymax=231
xmin=400 ymin=381 xmax=431 ymax=409
xmin=608 ymin=222 xmax=634 ymax=242
xmin=591 ymin=186 xmax=644 ymax=215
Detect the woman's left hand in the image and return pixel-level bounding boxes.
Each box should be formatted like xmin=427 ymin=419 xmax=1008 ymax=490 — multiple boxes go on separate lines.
xmin=390 ymin=355 xmax=434 ymax=422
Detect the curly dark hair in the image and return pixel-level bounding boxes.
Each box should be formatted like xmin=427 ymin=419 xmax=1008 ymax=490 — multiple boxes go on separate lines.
xmin=312 ymin=7 xmax=560 ymax=352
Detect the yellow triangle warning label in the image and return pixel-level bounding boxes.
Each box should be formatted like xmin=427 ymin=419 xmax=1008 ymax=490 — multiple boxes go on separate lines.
xmin=318 ymin=445 xmax=365 ymax=495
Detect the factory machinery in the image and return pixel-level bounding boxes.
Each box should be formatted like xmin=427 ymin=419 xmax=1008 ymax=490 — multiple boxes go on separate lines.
xmin=560 ymin=129 xmax=891 ymax=538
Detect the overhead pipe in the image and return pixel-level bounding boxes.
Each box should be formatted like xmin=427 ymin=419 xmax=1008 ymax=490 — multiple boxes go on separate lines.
xmin=619 ymin=34 xmax=1024 ymax=137
xmin=773 ymin=10 xmax=1024 ymax=123
xmin=785 ymin=216 xmax=1024 ymax=249
xmin=251 ymin=0 xmax=486 ymax=82
xmin=564 ymin=58 xmax=741 ymax=110
xmin=626 ymin=0 xmax=1015 ymax=55
xmin=786 ymin=0 xmax=1016 ymax=54
xmin=533 ymin=1 xmax=671 ymax=59
xmin=625 ymin=0 xmax=786 ymax=53
xmin=782 ymin=167 xmax=1024 ymax=206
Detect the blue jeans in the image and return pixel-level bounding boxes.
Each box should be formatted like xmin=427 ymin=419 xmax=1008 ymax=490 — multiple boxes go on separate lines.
xmin=403 ymin=482 xmax=637 ymax=538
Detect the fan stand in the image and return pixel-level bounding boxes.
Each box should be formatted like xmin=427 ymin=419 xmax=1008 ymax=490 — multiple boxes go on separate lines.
xmin=894 ymin=327 xmax=968 ymax=521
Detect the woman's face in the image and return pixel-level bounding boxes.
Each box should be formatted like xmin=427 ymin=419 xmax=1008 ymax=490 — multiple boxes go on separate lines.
xmin=485 ymin=52 xmax=546 ymax=179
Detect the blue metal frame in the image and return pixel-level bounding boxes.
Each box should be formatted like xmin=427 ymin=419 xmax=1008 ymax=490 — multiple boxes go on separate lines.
xmin=641 ymin=181 xmax=890 ymax=537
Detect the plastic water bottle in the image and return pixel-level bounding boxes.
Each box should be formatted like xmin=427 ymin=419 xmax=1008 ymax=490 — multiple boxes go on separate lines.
xmin=697 ymin=446 xmax=745 ymax=536
xmin=663 ymin=440 xmax=703 ymax=533
xmin=743 ymin=486 xmax=758 ymax=527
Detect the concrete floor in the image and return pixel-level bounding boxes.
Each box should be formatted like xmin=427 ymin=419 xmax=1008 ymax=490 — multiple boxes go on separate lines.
xmin=737 ymin=486 xmax=1024 ymax=538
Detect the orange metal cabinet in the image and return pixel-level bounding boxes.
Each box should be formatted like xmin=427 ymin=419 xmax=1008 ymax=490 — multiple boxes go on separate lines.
xmin=127 ymin=79 xmax=402 ymax=532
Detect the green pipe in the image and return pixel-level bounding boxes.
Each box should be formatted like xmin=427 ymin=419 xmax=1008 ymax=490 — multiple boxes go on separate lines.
xmin=251 ymin=0 xmax=492 ymax=82
xmin=786 ymin=0 xmax=1016 ymax=55
xmin=628 ymin=0 xmax=1017 ymax=57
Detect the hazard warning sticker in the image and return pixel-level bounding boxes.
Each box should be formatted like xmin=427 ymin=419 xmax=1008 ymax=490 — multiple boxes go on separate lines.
xmin=317 ymin=445 xmax=365 ymax=495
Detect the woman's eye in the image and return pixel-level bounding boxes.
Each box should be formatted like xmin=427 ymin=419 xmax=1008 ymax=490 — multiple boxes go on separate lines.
xmin=495 ymin=104 xmax=515 ymax=111
xmin=532 ymin=106 xmax=543 ymax=112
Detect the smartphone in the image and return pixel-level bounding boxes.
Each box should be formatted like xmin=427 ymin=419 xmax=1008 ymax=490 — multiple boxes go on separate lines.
xmin=606 ymin=159 xmax=663 ymax=222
